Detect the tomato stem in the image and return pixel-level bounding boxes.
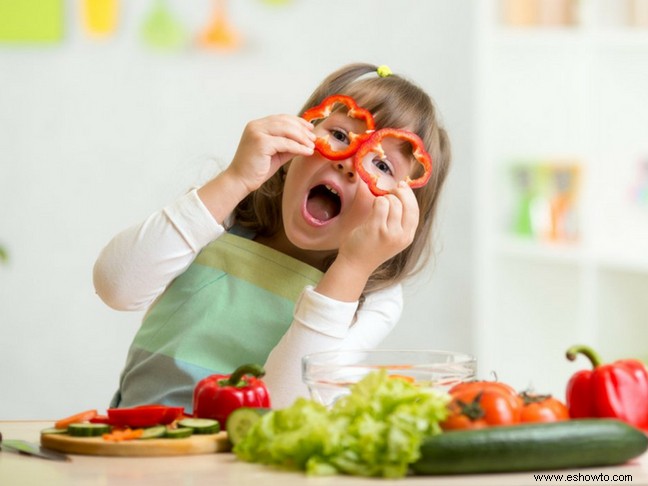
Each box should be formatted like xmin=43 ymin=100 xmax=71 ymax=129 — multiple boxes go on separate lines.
xmin=520 ymin=391 xmax=552 ymax=405
xmin=457 ymin=392 xmax=487 ymax=421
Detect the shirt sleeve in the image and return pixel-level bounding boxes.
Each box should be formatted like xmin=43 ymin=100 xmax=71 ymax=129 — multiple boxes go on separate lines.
xmin=93 ymin=189 xmax=224 ymax=311
xmin=263 ymin=283 xmax=403 ymax=409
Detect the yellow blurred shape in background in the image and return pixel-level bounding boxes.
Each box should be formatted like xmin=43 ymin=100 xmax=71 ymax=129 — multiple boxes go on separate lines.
xmin=82 ymin=0 xmax=118 ymax=38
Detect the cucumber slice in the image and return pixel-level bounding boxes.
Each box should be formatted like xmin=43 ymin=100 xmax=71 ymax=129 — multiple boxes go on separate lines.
xmin=226 ymin=408 xmax=271 ymax=445
xmin=177 ymin=418 xmax=220 ymax=435
xmin=139 ymin=425 xmax=167 ymax=440
xmin=164 ymin=427 xmax=193 ymax=439
xmin=67 ymin=423 xmax=112 ymax=437
xmin=41 ymin=427 xmax=69 ymax=435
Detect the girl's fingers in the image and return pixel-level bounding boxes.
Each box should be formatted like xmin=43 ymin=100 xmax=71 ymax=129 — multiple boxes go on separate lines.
xmin=370 ymin=196 xmax=390 ymax=229
xmin=298 ymin=116 xmax=316 ymax=131
xmin=382 ymin=194 xmax=403 ymax=231
xmin=391 ymin=182 xmax=420 ymax=230
xmin=265 ymin=115 xmax=316 ymax=145
xmin=267 ymin=136 xmax=314 ymax=158
xmin=369 ymin=183 xmax=419 ymax=251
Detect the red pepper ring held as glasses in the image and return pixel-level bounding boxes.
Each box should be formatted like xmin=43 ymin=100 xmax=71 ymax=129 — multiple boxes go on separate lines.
xmin=192 ymin=363 xmax=271 ymax=428
xmin=301 ymin=94 xmax=376 ymax=161
xmin=565 ymin=344 xmax=648 ymax=431
xmin=353 ymin=128 xmax=433 ymax=197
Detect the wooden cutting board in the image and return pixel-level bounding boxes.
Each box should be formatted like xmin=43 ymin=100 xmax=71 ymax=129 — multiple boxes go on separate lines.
xmin=41 ymin=431 xmax=231 ymax=456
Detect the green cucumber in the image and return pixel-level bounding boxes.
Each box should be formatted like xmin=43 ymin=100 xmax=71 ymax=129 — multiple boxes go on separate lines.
xmin=412 ymin=419 xmax=648 ymax=475
xmin=178 ymin=418 xmax=220 ymax=435
xmin=40 ymin=427 xmax=70 ymax=435
xmin=226 ymin=407 xmax=271 ymax=445
xmin=139 ymin=425 xmax=167 ymax=440
xmin=67 ymin=423 xmax=112 ymax=437
xmin=164 ymin=427 xmax=193 ymax=439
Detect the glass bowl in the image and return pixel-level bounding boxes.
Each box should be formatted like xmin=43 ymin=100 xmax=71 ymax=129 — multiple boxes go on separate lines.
xmin=302 ymin=349 xmax=477 ymax=407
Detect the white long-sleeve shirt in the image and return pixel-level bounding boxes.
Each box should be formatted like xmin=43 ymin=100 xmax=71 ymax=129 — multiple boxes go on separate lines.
xmin=94 ymin=189 xmax=403 ymax=408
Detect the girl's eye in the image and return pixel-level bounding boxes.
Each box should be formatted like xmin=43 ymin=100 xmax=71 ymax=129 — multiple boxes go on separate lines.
xmin=373 ymin=158 xmax=393 ymax=176
xmin=330 ymin=129 xmax=349 ymax=144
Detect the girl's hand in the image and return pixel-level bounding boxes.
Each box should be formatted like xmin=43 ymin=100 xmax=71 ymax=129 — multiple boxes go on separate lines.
xmin=314 ymin=182 xmax=420 ymax=303
xmin=198 ymin=115 xmax=314 ymax=224
xmin=339 ymin=182 xmax=420 ymax=275
xmin=226 ymin=115 xmax=316 ymax=193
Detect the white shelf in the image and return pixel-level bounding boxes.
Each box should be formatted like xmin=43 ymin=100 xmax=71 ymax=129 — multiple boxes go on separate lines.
xmin=473 ymin=0 xmax=648 ymax=398
xmin=495 ymin=236 xmax=648 ymax=272
xmin=494 ymin=26 xmax=648 ymax=48
xmin=594 ymin=29 xmax=648 ymax=46
xmin=597 ymin=252 xmax=648 ymax=274
xmin=493 ymin=27 xmax=585 ymax=47
xmin=495 ymin=236 xmax=586 ymax=266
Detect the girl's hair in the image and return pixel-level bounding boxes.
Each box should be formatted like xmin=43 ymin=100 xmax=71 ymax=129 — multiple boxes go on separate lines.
xmin=233 ymin=62 xmax=452 ymax=294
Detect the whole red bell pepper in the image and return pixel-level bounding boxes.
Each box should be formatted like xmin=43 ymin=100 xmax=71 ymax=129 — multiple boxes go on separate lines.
xmin=301 ymin=94 xmax=375 ymax=161
xmin=565 ymin=344 xmax=648 ymax=431
xmin=193 ymin=363 xmax=271 ymax=427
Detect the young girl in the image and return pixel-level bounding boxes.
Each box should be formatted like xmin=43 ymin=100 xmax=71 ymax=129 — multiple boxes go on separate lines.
xmin=94 ymin=63 xmax=451 ymax=410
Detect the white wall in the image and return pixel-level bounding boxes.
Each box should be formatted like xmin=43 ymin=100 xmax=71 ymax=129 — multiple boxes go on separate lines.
xmin=0 ymin=0 xmax=474 ymax=419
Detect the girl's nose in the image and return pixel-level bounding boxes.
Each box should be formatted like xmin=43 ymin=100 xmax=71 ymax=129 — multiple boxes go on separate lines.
xmin=333 ymin=159 xmax=356 ymax=181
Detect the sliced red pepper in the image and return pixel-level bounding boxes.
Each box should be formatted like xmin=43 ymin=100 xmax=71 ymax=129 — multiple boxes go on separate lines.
xmin=192 ymin=363 xmax=271 ymax=428
xmin=566 ymin=345 xmax=648 ymax=431
xmin=353 ymin=128 xmax=433 ymax=196
xmin=302 ymin=94 xmax=375 ymax=161
xmin=106 ymin=405 xmax=185 ymax=428
xmin=54 ymin=409 xmax=99 ymax=430
xmin=89 ymin=415 xmax=112 ymax=425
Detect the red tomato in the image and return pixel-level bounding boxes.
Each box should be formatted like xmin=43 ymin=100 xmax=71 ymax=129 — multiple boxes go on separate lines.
xmin=441 ymin=381 xmax=523 ymax=431
xmin=449 ymin=380 xmax=519 ymax=398
xmin=520 ymin=392 xmax=569 ymax=423
xmin=441 ymin=411 xmax=490 ymax=430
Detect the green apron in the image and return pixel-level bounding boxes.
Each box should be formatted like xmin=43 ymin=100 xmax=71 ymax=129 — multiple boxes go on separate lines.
xmin=111 ymin=232 xmax=323 ymax=412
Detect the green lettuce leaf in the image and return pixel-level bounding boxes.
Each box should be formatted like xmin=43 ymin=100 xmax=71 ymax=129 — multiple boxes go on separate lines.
xmin=233 ymin=369 xmax=450 ymax=478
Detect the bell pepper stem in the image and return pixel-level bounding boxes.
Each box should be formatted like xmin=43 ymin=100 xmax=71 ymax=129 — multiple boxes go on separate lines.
xmin=565 ymin=345 xmax=603 ymax=368
xmin=227 ymin=363 xmax=266 ymax=387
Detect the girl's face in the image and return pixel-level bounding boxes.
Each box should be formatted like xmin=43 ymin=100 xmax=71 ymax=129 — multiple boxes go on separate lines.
xmin=281 ymin=112 xmax=414 ymax=252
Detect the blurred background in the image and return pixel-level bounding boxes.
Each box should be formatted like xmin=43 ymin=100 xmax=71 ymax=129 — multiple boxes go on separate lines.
xmin=1 ymin=0 xmax=647 ymax=419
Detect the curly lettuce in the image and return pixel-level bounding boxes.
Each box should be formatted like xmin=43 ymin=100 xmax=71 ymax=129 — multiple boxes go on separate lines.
xmin=233 ymin=370 xmax=450 ymax=478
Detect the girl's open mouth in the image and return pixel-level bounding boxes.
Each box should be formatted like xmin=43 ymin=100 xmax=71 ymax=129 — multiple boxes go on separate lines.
xmin=305 ymin=184 xmax=342 ymax=224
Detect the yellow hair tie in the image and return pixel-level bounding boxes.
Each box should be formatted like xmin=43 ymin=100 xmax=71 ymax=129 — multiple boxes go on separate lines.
xmin=377 ymin=65 xmax=392 ymax=78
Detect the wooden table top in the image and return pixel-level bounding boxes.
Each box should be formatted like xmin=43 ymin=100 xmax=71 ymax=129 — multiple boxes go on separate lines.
xmin=1 ymin=420 xmax=647 ymax=486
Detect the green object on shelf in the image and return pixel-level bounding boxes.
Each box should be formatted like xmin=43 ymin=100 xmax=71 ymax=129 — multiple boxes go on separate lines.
xmin=140 ymin=0 xmax=187 ymax=50
xmin=510 ymin=165 xmax=538 ymax=238
xmin=0 ymin=0 xmax=64 ymax=43
xmin=259 ymin=0 xmax=293 ymax=5
xmin=514 ymin=194 xmax=535 ymax=237
xmin=0 ymin=245 xmax=7 ymax=264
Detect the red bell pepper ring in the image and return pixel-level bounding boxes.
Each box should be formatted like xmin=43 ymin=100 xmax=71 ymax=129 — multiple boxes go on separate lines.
xmin=106 ymin=405 xmax=185 ymax=428
xmin=192 ymin=363 xmax=271 ymax=428
xmin=353 ymin=128 xmax=433 ymax=196
xmin=566 ymin=345 xmax=648 ymax=431
xmin=301 ymin=94 xmax=375 ymax=161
